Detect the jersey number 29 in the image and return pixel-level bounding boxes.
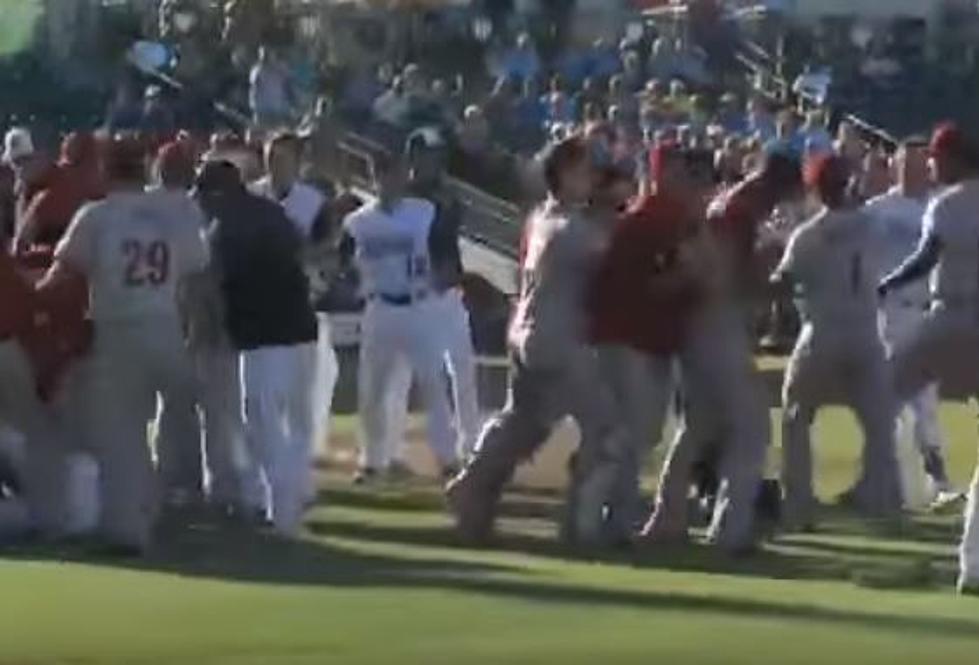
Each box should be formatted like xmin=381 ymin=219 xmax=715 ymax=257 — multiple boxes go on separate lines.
xmin=122 ymin=239 xmax=171 ymax=287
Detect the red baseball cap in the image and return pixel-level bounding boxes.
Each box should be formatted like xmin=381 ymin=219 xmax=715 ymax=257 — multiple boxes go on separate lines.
xmin=930 ymin=122 xmax=966 ymax=158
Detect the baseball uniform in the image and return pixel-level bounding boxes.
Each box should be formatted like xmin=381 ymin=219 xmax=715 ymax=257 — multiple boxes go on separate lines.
xmin=0 ymin=250 xmax=70 ymax=538
xmin=588 ymin=192 xmax=703 ymax=539
xmin=251 ymin=177 xmax=339 ymax=503
xmin=381 ymin=181 xmax=481 ymax=472
xmin=53 ymin=189 xmax=208 ymax=549
xmin=448 ymin=200 xmax=624 ymax=545
xmin=775 ymin=207 xmax=902 ymax=528
xmin=644 ymin=185 xmax=773 ymax=552
xmin=865 ymin=187 xmax=951 ymax=497
xmin=344 ymin=197 xmax=457 ymax=474
xmin=207 ymin=189 xmax=318 ymax=535
xmin=888 ymin=179 xmax=979 ymax=584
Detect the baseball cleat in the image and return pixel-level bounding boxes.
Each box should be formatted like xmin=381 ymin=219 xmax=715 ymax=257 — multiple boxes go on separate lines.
xmin=930 ymin=491 xmax=966 ymax=512
xmin=352 ymin=467 xmax=380 ymax=486
xmin=445 ymin=472 xmax=496 ymax=545
xmin=957 ymin=575 xmax=979 ymax=597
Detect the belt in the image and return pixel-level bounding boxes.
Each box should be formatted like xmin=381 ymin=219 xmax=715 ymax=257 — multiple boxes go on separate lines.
xmin=889 ymin=298 xmax=928 ymax=310
xmin=370 ymin=291 xmax=428 ymax=307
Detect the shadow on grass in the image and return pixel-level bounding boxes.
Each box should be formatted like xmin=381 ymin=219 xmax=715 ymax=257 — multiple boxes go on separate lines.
xmin=4 ymin=516 xmax=979 ymax=641
xmin=314 ymin=517 xmax=871 ymax=587
xmin=321 ymin=486 xmax=561 ymax=521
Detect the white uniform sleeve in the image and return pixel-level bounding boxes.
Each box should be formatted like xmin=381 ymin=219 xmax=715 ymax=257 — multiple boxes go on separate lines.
xmin=773 ymin=226 xmax=806 ymax=282
xmin=921 ymin=194 xmax=946 ymax=244
xmin=175 ymin=200 xmax=210 ymax=275
xmin=54 ymin=202 xmax=99 ymax=275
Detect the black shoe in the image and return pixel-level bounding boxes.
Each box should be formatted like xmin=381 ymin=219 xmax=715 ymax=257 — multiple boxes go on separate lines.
xmin=353 ymin=467 xmax=380 ymax=485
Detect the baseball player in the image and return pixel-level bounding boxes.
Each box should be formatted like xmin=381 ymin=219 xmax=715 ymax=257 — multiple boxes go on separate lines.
xmin=864 ymin=139 xmax=956 ymax=502
xmin=587 ymin=146 xmax=712 ymax=542
xmin=0 ymin=248 xmax=71 ymax=539
xmin=642 ymin=151 xmax=802 ymax=553
xmin=876 ymin=124 xmax=979 ymax=594
xmin=341 ymin=152 xmax=459 ymax=481
xmin=43 ymin=138 xmax=209 ymax=553
xmin=446 ymin=136 xmax=624 ymax=546
xmin=371 ymin=128 xmax=481 ymax=479
xmin=773 ymin=154 xmax=902 ymax=531
xmin=150 ymin=142 xmax=247 ymax=515
xmin=251 ymin=132 xmax=338 ymax=505
xmin=195 ymin=160 xmax=319 ymax=536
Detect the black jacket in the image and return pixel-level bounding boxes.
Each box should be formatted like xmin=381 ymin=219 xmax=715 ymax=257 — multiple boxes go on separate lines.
xmin=208 ymin=191 xmax=317 ymax=350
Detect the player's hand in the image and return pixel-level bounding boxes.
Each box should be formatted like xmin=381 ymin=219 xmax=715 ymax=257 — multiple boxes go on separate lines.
xmin=876 ymin=279 xmax=891 ymax=300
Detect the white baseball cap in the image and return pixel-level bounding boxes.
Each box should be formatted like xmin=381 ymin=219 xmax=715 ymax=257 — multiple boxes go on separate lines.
xmin=3 ymin=127 xmax=34 ymax=164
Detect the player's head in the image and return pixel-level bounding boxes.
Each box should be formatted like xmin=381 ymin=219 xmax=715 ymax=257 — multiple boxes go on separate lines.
xmin=804 ymin=153 xmax=850 ymax=210
xmin=405 ymin=127 xmax=447 ymax=187
xmin=758 ymin=150 xmax=803 ymax=204
xmin=894 ymin=136 xmax=929 ymax=195
xmin=372 ymin=151 xmax=408 ymax=204
xmin=104 ymin=137 xmax=148 ymax=190
xmin=542 ymin=135 xmax=592 ymax=205
xmin=929 ymin=122 xmax=979 ymax=185
xmin=651 ymin=143 xmax=717 ymax=205
xmin=193 ymin=159 xmax=243 ymax=217
xmin=265 ymin=131 xmax=302 ymax=190
xmin=154 ymin=141 xmax=196 ymax=190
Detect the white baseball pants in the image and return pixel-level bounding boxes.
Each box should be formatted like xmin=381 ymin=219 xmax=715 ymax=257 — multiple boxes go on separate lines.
xmin=0 ymin=341 xmax=69 ymax=538
xmin=648 ymin=303 xmax=770 ymax=552
xmin=89 ymin=320 xmax=197 ymax=549
xmin=382 ymin=290 xmax=481 ymax=469
xmin=241 ymin=342 xmax=317 ymax=536
xmin=781 ymin=324 xmax=901 ymax=526
xmin=597 ymin=345 xmax=674 ymax=536
xmin=890 ymin=302 xmax=979 ymax=585
xmin=307 ymin=314 xmax=339 ymax=498
xmin=881 ymin=301 xmax=946 ymax=459
xmin=357 ymin=300 xmax=456 ymax=471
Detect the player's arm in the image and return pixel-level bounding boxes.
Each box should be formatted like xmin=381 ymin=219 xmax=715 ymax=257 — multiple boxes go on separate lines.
xmin=769 ymin=227 xmax=803 ymax=293
xmin=878 ymin=201 xmax=943 ymax=297
xmin=38 ymin=203 xmax=97 ymax=299
xmin=879 ymin=234 xmax=941 ymax=296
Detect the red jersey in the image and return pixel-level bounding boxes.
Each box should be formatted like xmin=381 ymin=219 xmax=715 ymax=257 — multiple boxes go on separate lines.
xmin=19 ymin=164 xmax=106 ymax=247
xmin=0 ymin=250 xmax=36 ymax=341
xmin=588 ymin=192 xmax=703 ymax=356
xmin=707 ymin=180 xmax=774 ymax=290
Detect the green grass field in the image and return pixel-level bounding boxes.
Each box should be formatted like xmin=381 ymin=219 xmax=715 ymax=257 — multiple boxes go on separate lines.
xmin=0 ymin=0 xmax=41 ymax=57
xmin=3 ymin=406 xmax=979 ymax=664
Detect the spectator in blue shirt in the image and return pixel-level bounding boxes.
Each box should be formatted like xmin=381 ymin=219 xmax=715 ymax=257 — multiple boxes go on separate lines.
xmin=746 ymin=96 xmax=776 ymax=143
xmin=498 ymin=32 xmax=540 ymax=85
xmin=716 ymin=92 xmax=747 ymax=135
xmin=588 ymin=38 xmax=622 ymax=81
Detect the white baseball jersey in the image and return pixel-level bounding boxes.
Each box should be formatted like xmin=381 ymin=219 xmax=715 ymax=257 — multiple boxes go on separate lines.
xmin=775 ymin=207 xmax=880 ymax=331
xmin=509 ymin=200 xmax=610 ymax=366
xmin=343 ymin=197 xmax=435 ymax=300
xmin=55 ymin=190 xmax=209 ymax=326
xmin=863 ymin=187 xmax=929 ymax=304
xmin=923 ymin=179 xmax=979 ymax=303
xmin=250 ymin=177 xmax=325 ymax=240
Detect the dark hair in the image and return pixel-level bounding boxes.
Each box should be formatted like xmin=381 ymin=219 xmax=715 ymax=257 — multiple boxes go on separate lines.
xmin=542 ymin=135 xmax=588 ymax=196
xmin=761 ymin=152 xmax=802 ymax=194
xmin=105 ymin=138 xmax=147 ymax=184
xmin=195 ymin=159 xmax=243 ymax=195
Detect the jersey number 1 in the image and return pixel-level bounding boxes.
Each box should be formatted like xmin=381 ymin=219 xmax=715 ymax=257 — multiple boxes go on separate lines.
xmin=123 ymin=239 xmax=171 ymax=287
